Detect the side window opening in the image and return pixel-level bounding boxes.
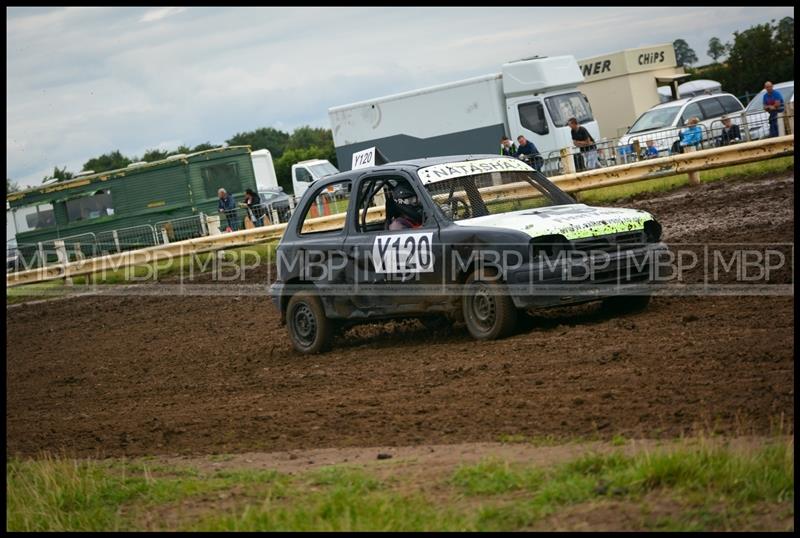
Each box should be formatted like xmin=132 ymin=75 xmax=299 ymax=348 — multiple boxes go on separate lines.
xmin=355 ymin=176 xmax=427 ymax=233
xmin=298 ymin=180 xmax=351 ymax=235
xmin=518 ymin=102 xmax=549 ymax=135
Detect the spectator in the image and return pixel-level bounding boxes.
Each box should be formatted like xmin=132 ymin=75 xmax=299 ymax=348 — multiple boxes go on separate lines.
xmin=678 ymin=117 xmax=703 ymax=152
xmin=717 ymin=117 xmax=742 ymax=146
xmin=514 ymin=135 xmax=542 ymax=170
xmin=644 ymin=139 xmax=660 ymax=158
xmin=499 ymin=136 xmax=517 ymax=156
xmin=762 ymin=81 xmax=785 ymax=138
xmin=568 ymin=117 xmax=598 ymax=171
xmin=243 ymin=189 xmax=266 ymax=227
xmin=217 ymin=188 xmax=239 ymax=231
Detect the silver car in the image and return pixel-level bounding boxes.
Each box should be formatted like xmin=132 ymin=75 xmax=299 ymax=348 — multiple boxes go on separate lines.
xmin=742 ymin=81 xmax=794 ymax=140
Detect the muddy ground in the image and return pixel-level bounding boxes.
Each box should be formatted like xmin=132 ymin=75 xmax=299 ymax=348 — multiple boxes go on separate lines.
xmin=6 ymin=173 xmax=794 ymax=458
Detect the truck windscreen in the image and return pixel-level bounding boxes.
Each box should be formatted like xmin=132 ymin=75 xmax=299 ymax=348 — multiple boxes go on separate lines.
xmin=545 ymin=92 xmax=594 ymax=127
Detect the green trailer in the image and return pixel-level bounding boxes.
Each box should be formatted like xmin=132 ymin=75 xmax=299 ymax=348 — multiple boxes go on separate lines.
xmin=7 ymin=146 xmax=257 ymax=266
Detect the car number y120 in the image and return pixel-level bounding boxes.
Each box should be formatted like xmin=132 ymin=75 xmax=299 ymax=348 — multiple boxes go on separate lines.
xmin=372 ymin=232 xmax=434 ymax=274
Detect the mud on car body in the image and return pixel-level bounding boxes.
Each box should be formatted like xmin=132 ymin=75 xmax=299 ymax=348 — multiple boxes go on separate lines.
xmin=270 ymin=155 xmax=668 ymax=353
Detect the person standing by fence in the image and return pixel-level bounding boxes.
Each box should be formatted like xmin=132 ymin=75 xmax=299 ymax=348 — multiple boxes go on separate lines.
xmin=243 ymin=189 xmax=266 ymax=227
xmin=568 ymin=117 xmax=598 ymax=171
xmin=499 ymin=136 xmax=517 ymax=156
xmin=678 ymin=117 xmax=703 ymax=152
xmin=762 ymin=81 xmax=785 ymax=138
xmin=217 ymin=188 xmax=239 ymax=232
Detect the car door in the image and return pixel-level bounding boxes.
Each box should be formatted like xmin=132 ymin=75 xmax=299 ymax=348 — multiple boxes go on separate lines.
xmin=288 ymin=177 xmax=353 ymax=306
xmin=342 ymin=171 xmax=444 ymax=315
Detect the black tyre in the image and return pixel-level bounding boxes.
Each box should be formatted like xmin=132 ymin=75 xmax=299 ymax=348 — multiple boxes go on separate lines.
xmin=419 ymin=315 xmax=453 ymax=332
xmin=601 ymin=294 xmax=651 ymax=315
xmin=286 ymin=291 xmax=333 ymax=354
xmin=462 ymin=271 xmax=519 ymax=340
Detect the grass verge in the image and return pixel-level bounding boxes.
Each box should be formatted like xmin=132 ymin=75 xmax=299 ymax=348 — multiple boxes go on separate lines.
xmin=6 ymin=438 xmax=793 ymax=531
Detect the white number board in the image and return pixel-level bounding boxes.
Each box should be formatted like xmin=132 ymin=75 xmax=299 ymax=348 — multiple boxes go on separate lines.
xmin=372 ymin=232 xmax=434 ymax=274
xmin=351 ymin=147 xmax=376 ymax=170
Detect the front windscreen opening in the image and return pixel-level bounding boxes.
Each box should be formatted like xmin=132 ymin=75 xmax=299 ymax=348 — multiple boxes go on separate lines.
xmin=424 ymin=171 xmax=571 ymax=222
xmin=628 ymin=106 xmax=681 ymax=133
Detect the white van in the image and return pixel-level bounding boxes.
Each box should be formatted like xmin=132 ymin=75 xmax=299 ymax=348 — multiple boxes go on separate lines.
xmin=291 ymin=159 xmax=340 ymax=199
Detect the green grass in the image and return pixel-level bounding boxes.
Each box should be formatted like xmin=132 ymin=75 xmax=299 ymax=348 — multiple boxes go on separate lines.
xmin=6 ymin=439 xmax=793 ymax=531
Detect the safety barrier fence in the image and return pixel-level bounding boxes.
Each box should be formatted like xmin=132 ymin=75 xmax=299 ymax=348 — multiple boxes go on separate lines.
xmin=6 ymin=134 xmax=794 ymax=287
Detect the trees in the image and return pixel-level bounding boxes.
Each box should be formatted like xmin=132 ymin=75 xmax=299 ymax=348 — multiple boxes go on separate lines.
xmin=42 ymin=166 xmax=74 ymax=183
xmin=7 ymin=178 xmax=20 ymax=194
xmin=725 ymin=20 xmax=794 ymax=97
xmin=274 ymin=146 xmax=332 ymax=193
xmin=707 ymin=37 xmax=728 ymax=62
xmin=226 ymin=127 xmax=290 ymax=158
xmin=673 ymin=39 xmax=698 ymax=67
xmin=82 ymin=150 xmax=131 ymax=173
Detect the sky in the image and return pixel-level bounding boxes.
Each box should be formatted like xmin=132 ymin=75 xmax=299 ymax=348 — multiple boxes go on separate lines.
xmin=6 ymin=6 xmax=794 ymax=188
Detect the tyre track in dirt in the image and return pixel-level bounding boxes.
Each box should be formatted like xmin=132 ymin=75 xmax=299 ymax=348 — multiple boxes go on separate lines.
xmin=6 ymin=174 xmax=794 ymax=458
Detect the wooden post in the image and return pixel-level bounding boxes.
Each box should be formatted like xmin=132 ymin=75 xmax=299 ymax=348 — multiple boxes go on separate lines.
xmin=684 ymin=146 xmax=701 ymax=186
xmin=560 ymin=147 xmax=576 ymax=174
xmin=271 ymin=208 xmax=280 ymax=224
xmin=54 ymin=240 xmax=73 ymax=286
xmin=112 ymin=230 xmax=121 ymax=253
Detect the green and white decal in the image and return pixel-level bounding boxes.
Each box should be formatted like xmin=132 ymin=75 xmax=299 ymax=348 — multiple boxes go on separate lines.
xmin=452 ymin=204 xmax=653 ymax=240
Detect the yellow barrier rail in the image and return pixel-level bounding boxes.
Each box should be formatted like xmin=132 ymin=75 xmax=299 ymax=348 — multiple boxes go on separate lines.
xmin=6 ymin=134 xmax=793 ymax=288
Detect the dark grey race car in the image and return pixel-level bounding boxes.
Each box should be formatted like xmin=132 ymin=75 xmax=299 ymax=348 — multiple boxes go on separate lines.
xmin=270 ymin=154 xmax=668 ymax=354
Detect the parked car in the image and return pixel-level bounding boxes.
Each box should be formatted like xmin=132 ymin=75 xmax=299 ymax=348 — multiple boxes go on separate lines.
xmin=618 ymin=93 xmax=744 ymax=157
xmin=742 ymin=81 xmax=794 ymax=140
xmin=258 ymin=188 xmax=292 ymax=224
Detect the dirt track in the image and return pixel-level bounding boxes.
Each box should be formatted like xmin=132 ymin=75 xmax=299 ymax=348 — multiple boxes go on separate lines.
xmin=6 ymin=174 xmax=794 ymax=458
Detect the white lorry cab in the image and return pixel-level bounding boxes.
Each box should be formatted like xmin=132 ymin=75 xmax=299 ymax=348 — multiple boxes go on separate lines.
xmin=329 ymin=56 xmax=600 ymax=171
xmin=291 ymin=159 xmax=340 ymax=199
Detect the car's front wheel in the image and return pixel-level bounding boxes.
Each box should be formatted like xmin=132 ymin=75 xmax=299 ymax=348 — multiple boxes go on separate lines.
xmin=286 ymin=291 xmax=333 ymax=354
xmin=462 ymin=271 xmax=518 ymax=340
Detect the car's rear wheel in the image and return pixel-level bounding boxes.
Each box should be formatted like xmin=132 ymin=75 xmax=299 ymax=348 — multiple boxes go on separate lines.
xmin=462 ymin=271 xmax=518 ymax=340
xmin=601 ymin=294 xmax=651 ymax=314
xmin=286 ymin=291 xmax=333 ymax=354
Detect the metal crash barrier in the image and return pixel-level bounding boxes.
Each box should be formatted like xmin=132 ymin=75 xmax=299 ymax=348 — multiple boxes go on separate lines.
xmin=6 ymin=134 xmax=794 ymax=288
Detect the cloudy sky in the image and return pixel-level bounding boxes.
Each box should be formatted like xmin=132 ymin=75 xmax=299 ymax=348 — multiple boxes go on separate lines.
xmin=6 ymin=6 xmax=794 ymax=188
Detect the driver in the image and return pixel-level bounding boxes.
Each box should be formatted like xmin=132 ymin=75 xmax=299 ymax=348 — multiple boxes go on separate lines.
xmin=387 ymin=183 xmax=423 ymax=230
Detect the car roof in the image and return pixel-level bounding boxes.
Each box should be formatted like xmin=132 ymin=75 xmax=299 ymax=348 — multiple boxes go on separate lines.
xmin=649 ymin=92 xmax=737 ymax=110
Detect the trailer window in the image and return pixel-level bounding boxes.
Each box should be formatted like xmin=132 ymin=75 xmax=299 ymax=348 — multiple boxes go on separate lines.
xmin=65 ymin=190 xmax=114 ymax=223
xmin=545 ymin=92 xmax=594 ymax=127
xmin=518 ymin=102 xmax=549 ymax=135
xmin=14 ymin=203 xmax=55 ymax=232
xmin=202 ymin=162 xmax=242 ymax=199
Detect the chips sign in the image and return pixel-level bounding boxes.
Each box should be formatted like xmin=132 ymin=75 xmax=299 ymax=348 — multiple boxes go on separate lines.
xmin=352 ymin=147 xmax=377 ymax=170
xmin=417 ymin=157 xmax=533 ymax=184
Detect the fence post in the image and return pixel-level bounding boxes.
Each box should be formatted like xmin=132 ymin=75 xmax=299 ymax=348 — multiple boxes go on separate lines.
xmin=288 ymin=196 xmax=295 ymax=212
xmin=199 ymin=212 xmax=209 ymax=236
xmin=161 ymin=227 xmax=170 ymax=244
xmin=112 ymin=230 xmax=121 ymax=253
xmin=271 ymin=207 xmax=280 ymax=225
xmin=560 ymin=147 xmax=576 ymax=174
xmin=37 ymin=242 xmax=46 ymax=268
xmin=740 ymin=111 xmax=752 ymax=142
xmin=683 ymin=146 xmax=701 ymax=186
xmin=54 ymin=239 xmax=73 ymax=286
xmin=778 ymin=109 xmax=788 ymax=137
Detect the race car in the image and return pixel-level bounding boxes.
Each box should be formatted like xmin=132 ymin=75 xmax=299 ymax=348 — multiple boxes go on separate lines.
xmin=270 ymin=154 xmax=668 ymax=354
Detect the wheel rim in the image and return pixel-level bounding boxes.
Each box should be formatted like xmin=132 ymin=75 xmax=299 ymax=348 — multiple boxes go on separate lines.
xmin=291 ymin=302 xmax=317 ymax=347
xmin=469 ymin=284 xmax=496 ymax=332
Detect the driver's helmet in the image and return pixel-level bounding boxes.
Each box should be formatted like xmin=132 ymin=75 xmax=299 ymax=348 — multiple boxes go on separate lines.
xmin=391 ymin=183 xmax=423 ymax=225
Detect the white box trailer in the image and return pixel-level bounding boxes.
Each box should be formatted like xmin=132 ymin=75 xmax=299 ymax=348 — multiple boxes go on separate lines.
xmin=251 ymin=149 xmax=279 ymax=191
xmin=329 ymin=56 xmax=600 ymax=170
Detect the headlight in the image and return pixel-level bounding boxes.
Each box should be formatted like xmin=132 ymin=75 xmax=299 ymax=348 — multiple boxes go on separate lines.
xmin=644 ymin=220 xmax=662 ymax=242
